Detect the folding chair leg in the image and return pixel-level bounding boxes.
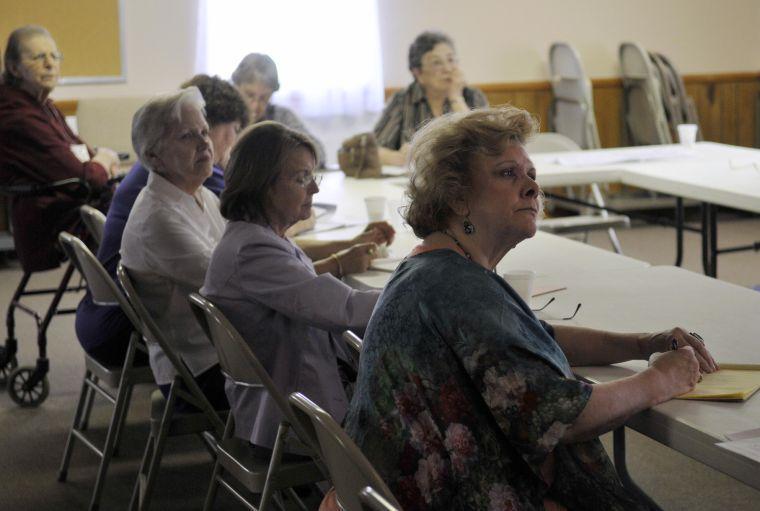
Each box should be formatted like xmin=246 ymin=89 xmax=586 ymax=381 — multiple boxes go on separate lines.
xmin=259 ymin=422 xmax=290 ymax=511
xmin=607 ymin=227 xmax=624 ymax=254
xmin=130 ymin=384 xmax=178 ymax=511
xmin=58 ymin=370 xmax=93 ymax=481
xmin=88 ymin=374 xmax=137 ymax=511
xmin=202 ymin=457 xmax=223 ymax=511
xmin=129 ymin=434 xmax=154 ymax=511
xmin=79 ymin=375 xmax=98 ymax=431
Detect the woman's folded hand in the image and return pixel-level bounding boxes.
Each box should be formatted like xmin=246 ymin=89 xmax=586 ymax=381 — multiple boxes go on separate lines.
xmin=336 ymin=242 xmax=378 ymax=275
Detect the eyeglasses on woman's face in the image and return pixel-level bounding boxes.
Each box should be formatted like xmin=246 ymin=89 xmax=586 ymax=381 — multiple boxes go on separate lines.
xmin=292 ymin=171 xmax=322 ymax=189
xmin=23 ymin=51 xmax=63 ymax=65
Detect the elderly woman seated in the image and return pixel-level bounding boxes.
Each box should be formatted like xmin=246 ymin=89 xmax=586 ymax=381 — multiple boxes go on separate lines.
xmin=120 ymin=87 xmax=228 ymax=409
xmin=201 ymin=121 xmax=390 ymax=450
xmin=374 ymin=31 xmax=488 ymax=166
xmin=232 ymin=53 xmax=326 ymax=167
xmin=0 ymin=25 xmax=120 ymax=272
xmin=345 ymin=107 xmax=717 ymax=510
xmin=75 ymin=74 xmax=249 ymax=367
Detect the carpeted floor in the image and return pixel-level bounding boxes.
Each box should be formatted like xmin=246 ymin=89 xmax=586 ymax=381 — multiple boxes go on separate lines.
xmin=1 ymin=214 xmax=759 ymax=510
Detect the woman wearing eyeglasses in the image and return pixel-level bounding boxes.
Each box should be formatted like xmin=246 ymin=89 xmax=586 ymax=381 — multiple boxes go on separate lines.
xmin=374 ymin=31 xmax=488 ymax=166
xmin=345 ymin=106 xmax=717 ymax=511
xmin=201 ymin=121 xmax=393 ymax=451
xmin=0 ymin=25 xmax=120 ymax=272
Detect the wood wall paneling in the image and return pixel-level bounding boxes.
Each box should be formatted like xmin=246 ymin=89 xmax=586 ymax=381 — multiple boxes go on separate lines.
xmin=384 ymin=72 xmax=760 ymax=149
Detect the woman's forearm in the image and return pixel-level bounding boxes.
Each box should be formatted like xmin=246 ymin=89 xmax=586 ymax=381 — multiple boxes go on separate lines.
xmin=295 ymin=239 xmax=350 ymax=261
xmin=378 ymin=146 xmax=406 ymax=167
xmin=562 ymin=369 xmax=665 ymax=443
xmin=552 ymin=324 xmax=657 ymax=366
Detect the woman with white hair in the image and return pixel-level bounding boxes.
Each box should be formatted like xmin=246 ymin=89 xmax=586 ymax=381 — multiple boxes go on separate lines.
xmin=120 ymin=87 xmax=227 ymax=410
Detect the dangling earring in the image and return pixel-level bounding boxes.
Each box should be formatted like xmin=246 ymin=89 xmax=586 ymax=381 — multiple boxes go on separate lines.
xmin=463 ymin=216 xmax=476 ymax=235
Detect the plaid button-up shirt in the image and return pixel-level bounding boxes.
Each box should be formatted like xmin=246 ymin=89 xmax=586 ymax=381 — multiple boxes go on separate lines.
xmin=373 ymin=81 xmax=488 ymax=150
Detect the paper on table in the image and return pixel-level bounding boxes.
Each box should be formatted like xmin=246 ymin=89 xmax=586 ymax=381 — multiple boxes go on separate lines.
xmin=555 ymin=145 xmax=696 ymax=167
xmin=716 ymin=437 xmax=760 ymax=463
xmin=676 ymin=365 xmax=760 ymax=401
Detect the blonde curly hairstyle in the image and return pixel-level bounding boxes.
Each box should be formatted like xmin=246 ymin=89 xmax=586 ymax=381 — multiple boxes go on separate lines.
xmin=404 ymin=106 xmax=538 ymax=238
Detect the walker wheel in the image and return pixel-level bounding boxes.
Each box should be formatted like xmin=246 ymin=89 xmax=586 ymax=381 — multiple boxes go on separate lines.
xmin=8 ymin=367 xmax=49 ymax=407
xmin=0 ymin=352 xmax=18 ymax=385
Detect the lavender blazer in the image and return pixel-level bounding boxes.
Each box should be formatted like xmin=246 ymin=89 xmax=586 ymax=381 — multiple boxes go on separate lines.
xmin=201 ymin=221 xmax=379 ymax=449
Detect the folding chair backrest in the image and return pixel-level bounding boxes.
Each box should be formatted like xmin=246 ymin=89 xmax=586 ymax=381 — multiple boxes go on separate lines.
xmin=58 ymin=232 xmax=141 ymax=329
xmin=649 ymin=52 xmax=700 ymax=140
xmin=288 ymin=393 xmax=401 ymax=511
xmin=79 ymin=205 xmax=106 ymax=248
xmin=187 ymin=293 xmax=320 ymax=452
xmin=549 ymin=42 xmax=601 ymax=150
xmin=117 ymin=264 xmax=225 ymax=433
xmin=619 ymin=41 xmax=672 ymax=145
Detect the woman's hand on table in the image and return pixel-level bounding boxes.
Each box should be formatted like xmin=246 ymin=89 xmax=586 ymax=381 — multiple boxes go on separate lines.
xmin=648 ymin=327 xmax=718 ymax=373
xmin=336 ymin=242 xmax=378 ymax=275
xmin=353 ymin=221 xmax=396 ymax=246
xmin=648 ymin=346 xmax=702 ymax=399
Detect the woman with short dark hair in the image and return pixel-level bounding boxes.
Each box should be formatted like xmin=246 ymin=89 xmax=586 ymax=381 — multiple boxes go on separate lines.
xmin=374 ymin=30 xmax=488 ymax=166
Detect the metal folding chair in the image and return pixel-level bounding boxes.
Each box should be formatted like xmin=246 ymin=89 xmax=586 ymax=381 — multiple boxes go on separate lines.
xmin=620 ymin=42 xmax=673 ymax=146
xmin=187 ymin=292 xmax=325 ymax=511
xmin=527 ymin=133 xmax=629 ymax=253
xmin=548 ymin=42 xmax=601 ymax=150
xmin=56 ymin=232 xmax=154 ymax=511
xmin=289 ymin=392 xmax=401 ymax=511
xmin=117 ymin=264 xmax=227 ymax=511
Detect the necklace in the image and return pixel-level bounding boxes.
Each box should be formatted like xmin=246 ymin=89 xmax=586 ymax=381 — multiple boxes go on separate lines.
xmin=441 ymin=230 xmax=471 ymax=260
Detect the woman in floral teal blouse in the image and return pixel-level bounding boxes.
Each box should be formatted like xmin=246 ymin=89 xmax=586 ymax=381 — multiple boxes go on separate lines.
xmin=344 ymin=106 xmax=717 ymax=510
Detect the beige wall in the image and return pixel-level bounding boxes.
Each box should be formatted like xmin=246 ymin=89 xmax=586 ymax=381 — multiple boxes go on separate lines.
xmin=51 ymin=0 xmax=199 ymax=100
xmin=376 ymin=0 xmax=760 ymax=86
xmin=47 ymin=0 xmax=760 ymax=100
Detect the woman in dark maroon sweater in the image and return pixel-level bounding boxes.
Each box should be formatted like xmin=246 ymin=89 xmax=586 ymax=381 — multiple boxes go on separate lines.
xmin=0 ymin=25 xmax=119 ymax=271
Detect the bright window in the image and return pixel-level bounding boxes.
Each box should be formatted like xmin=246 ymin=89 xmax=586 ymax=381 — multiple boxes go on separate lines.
xmin=196 ymin=0 xmax=385 ymax=118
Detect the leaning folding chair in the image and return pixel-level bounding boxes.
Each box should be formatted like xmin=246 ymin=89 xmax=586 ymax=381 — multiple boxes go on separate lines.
xmin=289 ymin=392 xmax=402 ymax=511
xmin=56 ymin=232 xmax=154 ymax=511
xmin=619 ymin=42 xmax=672 ymax=146
xmin=187 ymin=292 xmax=325 ymax=511
xmin=79 ymin=205 xmax=107 ymax=249
xmin=117 ymin=264 xmax=227 ymax=511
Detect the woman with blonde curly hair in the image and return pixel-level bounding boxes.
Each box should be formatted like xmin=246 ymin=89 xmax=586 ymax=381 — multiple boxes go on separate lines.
xmin=345 ymin=106 xmax=716 ymax=510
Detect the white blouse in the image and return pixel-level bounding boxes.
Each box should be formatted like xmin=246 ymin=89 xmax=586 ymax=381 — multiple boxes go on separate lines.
xmin=121 ymin=172 xmax=225 ymax=385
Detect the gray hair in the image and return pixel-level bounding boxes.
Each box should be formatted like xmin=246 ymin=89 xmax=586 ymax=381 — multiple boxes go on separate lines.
xmin=405 ymin=106 xmax=538 ymax=238
xmin=131 ymin=87 xmax=206 ymax=172
xmin=2 ymin=25 xmax=53 ymax=87
xmin=408 ymin=31 xmax=454 ymax=71
xmin=230 ymin=53 xmax=280 ymax=91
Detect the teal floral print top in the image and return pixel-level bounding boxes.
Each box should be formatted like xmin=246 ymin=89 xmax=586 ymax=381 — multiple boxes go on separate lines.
xmin=345 ymin=250 xmax=645 ymax=511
